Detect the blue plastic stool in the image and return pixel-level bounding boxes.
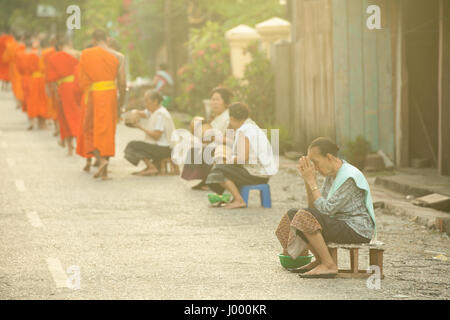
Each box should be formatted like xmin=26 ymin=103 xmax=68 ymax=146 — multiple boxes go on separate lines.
xmin=240 ymin=184 xmax=272 ymax=208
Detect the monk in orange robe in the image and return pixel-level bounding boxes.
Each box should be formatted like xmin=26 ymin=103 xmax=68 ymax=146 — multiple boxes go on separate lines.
xmin=75 ymin=63 xmax=94 ymax=171
xmin=26 ymin=39 xmax=48 ymax=130
xmin=15 ymin=40 xmax=33 ymax=120
xmin=0 ymin=34 xmax=13 ymax=91
xmin=47 ymin=36 xmax=81 ymax=156
xmin=77 ymin=30 xmax=126 ymax=179
xmin=3 ymin=36 xmax=25 ymax=108
xmin=41 ymin=37 xmax=59 ymax=136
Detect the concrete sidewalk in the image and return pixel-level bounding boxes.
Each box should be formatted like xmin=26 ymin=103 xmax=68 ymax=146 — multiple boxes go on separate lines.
xmin=374 ymin=168 xmax=450 ymax=198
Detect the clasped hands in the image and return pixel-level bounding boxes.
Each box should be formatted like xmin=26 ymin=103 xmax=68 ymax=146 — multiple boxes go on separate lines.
xmin=297 ymin=156 xmax=318 ymax=188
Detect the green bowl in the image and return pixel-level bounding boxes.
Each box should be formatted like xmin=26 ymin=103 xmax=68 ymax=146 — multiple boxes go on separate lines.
xmin=208 ymin=193 xmax=231 ymax=204
xmin=278 ymin=254 xmax=313 ymax=269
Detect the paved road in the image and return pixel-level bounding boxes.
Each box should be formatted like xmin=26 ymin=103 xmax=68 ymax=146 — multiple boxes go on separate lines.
xmin=0 ymin=91 xmax=449 ymax=299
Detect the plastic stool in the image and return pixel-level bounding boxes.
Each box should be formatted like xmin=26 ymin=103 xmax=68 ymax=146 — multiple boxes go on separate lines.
xmin=240 ymin=184 xmax=272 ymax=208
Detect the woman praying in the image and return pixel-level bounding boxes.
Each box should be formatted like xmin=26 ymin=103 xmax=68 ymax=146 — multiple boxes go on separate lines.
xmin=275 ymin=137 xmax=376 ymax=278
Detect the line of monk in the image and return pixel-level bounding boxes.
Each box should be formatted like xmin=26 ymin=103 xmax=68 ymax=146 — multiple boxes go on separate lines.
xmin=1 ymin=29 xmax=126 ymax=181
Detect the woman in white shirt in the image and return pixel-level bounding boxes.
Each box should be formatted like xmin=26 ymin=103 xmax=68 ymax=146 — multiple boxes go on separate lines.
xmin=205 ymin=102 xmax=278 ymax=209
xmin=124 ymin=91 xmax=176 ymax=176
xmin=181 ymin=87 xmax=234 ymax=190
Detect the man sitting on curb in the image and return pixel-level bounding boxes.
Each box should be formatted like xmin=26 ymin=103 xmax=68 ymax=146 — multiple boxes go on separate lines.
xmin=124 ymin=90 xmax=176 ymax=176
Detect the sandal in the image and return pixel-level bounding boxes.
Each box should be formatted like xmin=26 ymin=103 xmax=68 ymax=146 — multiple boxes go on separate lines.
xmin=289 ymin=267 xmax=314 ymax=274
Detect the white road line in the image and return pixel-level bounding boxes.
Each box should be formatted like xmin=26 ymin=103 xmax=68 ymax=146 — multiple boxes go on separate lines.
xmin=46 ymin=258 xmax=69 ymax=288
xmin=15 ymin=180 xmax=26 ymax=192
xmin=26 ymin=211 xmax=44 ymax=228
xmin=6 ymin=158 xmax=16 ymax=167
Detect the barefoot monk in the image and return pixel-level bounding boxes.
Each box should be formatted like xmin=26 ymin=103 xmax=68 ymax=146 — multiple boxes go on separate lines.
xmin=77 ymin=29 xmax=126 ymax=179
xmin=2 ymin=35 xmax=25 ymax=109
xmin=47 ymin=35 xmax=81 ymax=156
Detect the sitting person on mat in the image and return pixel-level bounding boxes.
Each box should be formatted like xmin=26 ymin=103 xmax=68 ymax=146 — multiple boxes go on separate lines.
xmin=205 ymin=102 xmax=278 ymax=209
xmin=181 ymin=87 xmax=234 ymax=191
xmin=124 ymin=90 xmax=176 ymax=176
xmin=275 ymin=137 xmax=376 ymax=278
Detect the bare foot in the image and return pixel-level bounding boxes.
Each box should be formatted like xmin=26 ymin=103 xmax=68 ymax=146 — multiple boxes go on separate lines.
xmin=132 ymin=169 xmax=147 ymax=175
xmin=302 ymin=263 xmax=338 ymax=277
xmin=83 ymin=162 xmax=91 ymax=173
xmin=296 ymin=259 xmax=320 ymax=271
xmin=224 ymin=201 xmax=247 ymax=210
xmin=94 ymin=161 xmax=108 ymax=179
xmin=136 ymin=169 xmax=159 ymax=176
xmin=93 ymin=159 xmax=101 ymax=167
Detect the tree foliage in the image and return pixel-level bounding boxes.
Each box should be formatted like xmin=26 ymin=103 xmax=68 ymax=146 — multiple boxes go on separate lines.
xmin=176 ymin=21 xmax=231 ymax=115
xmin=196 ymin=0 xmax=286 ymax=30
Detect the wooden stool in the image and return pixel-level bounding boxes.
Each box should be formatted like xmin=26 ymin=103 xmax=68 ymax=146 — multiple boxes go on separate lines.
xmin=327 ymin=242 xmax=385 ymax=279
xmin=159 ymin=158 xmax=180 ymax=175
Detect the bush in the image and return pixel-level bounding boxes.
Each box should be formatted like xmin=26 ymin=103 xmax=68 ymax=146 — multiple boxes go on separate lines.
xmin=176 ymin=21 xmax=231 ymax=115
xmin=342 ymin=136 xmax=371 ymax=170
xmin=224 ymin=43 xmax=275 ymax=127
xmin=265 ymin=124 xmax=293 ymax=154
xmin=241 ymin=43 xmax=275 ymax=126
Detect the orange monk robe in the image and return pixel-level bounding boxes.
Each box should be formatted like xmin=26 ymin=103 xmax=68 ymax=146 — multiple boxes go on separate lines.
xmin=41 ymin=47 xmax=57 ymax=120
xmin=0 ymin=34 xmax=14 ymax=81
xmin=75 ymin=63 xmax=92 ymax=159
xmin=3 ymin=40 xmax=25 ymax=102
xmin=26 ymin=51 xmax=48 ymax=119
xmin=78 ymin=47 xmax=119 ymax=157
xmin=47 ymin=51 xmax=81 ymax=140
xmin=15 ymin=49 xmax=31 ymax=113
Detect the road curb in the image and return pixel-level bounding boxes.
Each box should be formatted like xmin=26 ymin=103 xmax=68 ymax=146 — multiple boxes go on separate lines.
xmin=382 ymin=201 xmax=450 ymax=236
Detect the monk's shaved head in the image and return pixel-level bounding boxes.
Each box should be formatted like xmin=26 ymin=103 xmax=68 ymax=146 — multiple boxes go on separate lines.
xmin=55 ymin=34 xmax=70 ymax=51
xmin=92 ymin=29 xmax=107 ymax=43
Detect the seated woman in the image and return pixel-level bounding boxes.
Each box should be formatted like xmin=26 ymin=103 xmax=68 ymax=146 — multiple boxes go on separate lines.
xmin=124 ymin=90 xmax=176 ymax=176
xmin=205 ymin=102 xmax=278 ymax=209
xmin=181 ymin=87 xmax=234 ymax=190
xmin=275 ymin=137 xmax=376 ymax=278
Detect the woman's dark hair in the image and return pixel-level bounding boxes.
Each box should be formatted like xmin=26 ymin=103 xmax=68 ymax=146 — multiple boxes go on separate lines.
xmin=229 ymin=102 xmax=249 ymax=121
xmin=211 ymin=87 xmax=234 ymax=106
xmin=309 ymin=137 xmax=340 ymax=157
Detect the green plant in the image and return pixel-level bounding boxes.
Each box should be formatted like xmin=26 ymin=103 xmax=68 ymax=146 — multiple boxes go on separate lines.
xmin=342 ymin=136 xmax=371 ymax=170
xmin=196 ymin=0 xmax=286 ymax=31
xmin=241 ymin=43 xmax=275 ymax=126
xmin=175 ymin=21 xmax=231 ymax=114
xmin=265 ymin=124 xmax=293 ymax=154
